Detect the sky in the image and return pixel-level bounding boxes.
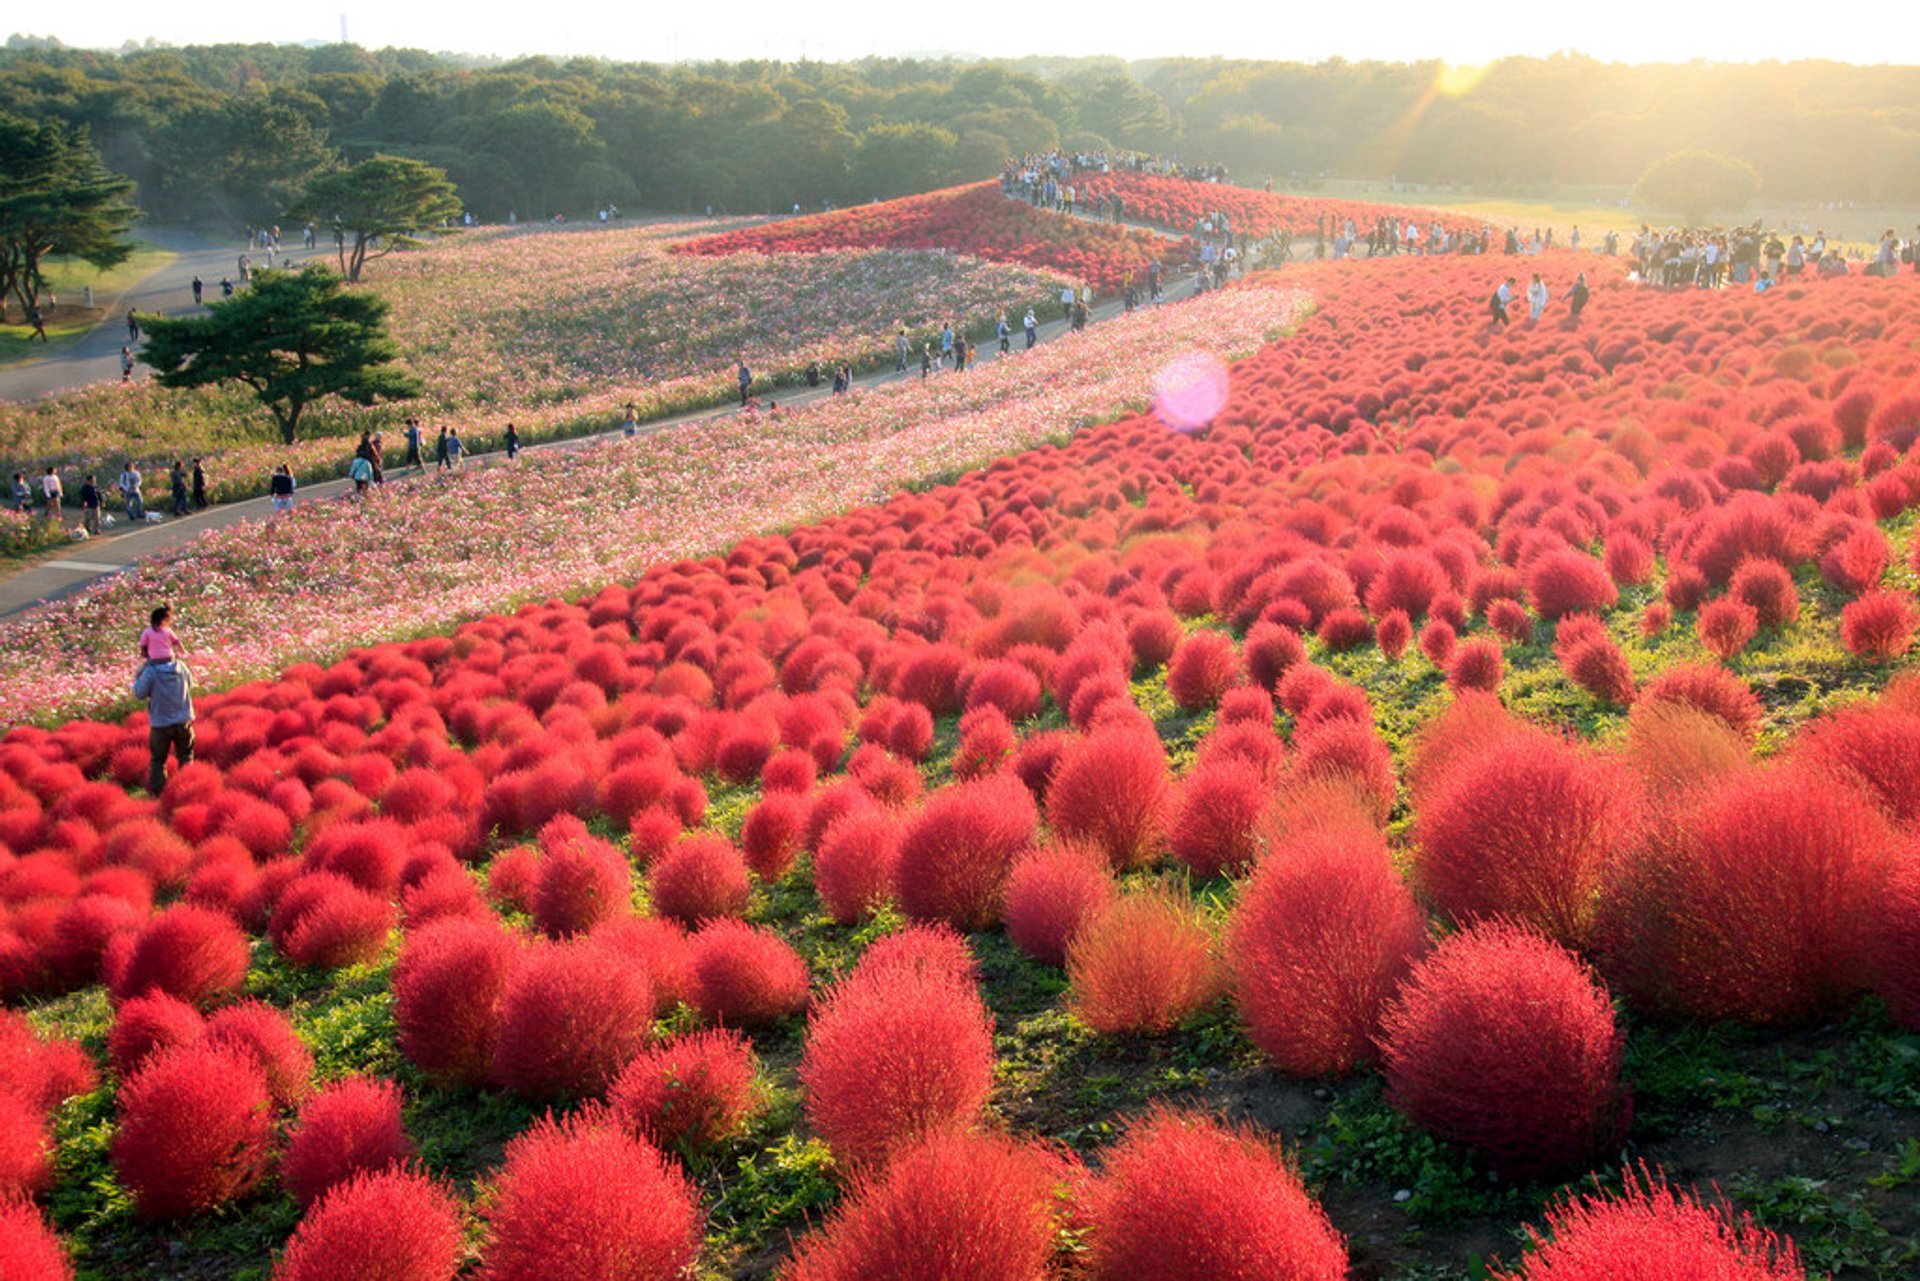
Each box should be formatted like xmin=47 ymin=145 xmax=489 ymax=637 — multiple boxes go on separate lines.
xmin=13 ymin=2 xmax=1917 ymax=66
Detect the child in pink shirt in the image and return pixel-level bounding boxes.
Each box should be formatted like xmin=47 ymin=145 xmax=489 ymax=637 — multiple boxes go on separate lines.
xmin=138 ymin=605 xmax=184 ymax=666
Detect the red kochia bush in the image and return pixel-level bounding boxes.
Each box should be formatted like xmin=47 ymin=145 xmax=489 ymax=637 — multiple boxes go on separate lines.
xmin=1002 ymin=842 xmax=1116 ymax=966
xmin=1067 ymin=885 xmax=1219 ymax=1034
xmin=1046 ymin=730 xmax=1170 ymax=871
xmin=1243 ymin=622 xmax=1306 ymax=690
xmin=1229 ymin=825 xmax=1426 ymax=1077
xmin=686 ymin=920 xmax=810 ymax=1029
xmin=1167 ymin=632 xmax=1241 ymax=711
xmin=272 ymin=1168 xmax=465 ymax=1281
xmin=392 ymin=917 xmax=520 ymax=1087
xmin=1446 ymin=638 xmax=1503 ymax=693
xmin=1697 ymin=597 xmax=1759 ymax=660
xmin=0 ymin=1013 xmax=95 ymax=1116
xmin=607 ymin=1029 xmax=761 ymax=1153
xmin=1636 ymin=663 xmax=1763 ymax=741
xmin=0 ymin=1197 xmax=71 ymax=1280
xmin=108 ymin=991 xmax=206 ymax=1077
xmin=780 ymin=1132 xmax=1059 ymax=1281
xmin=1380 ymin=922 xmax=1626 ymax=1178
xmin=1413 ymin=729 xmax=1633 ymax=948
xmin=0 ymin=1094 xmax=51 ymax=1199
xmin=532 ymin=829 xmax=631 ymax=938
xmin=476 ymin=1111 xmax=700 ymax=1281
xmin=740 ymin=792 xmax=809 ymax=880
xmin=491 ymin=939 xmax=653 ymax=1099
xmin=1728 ymin=558 xmax=1799 ymax=628
xmin=1490 ymin=1164 xmax=1806 ymax=1281
xmin=1841 ymin=589 xmax=1918 ymax=661
xmin=1597 ymin=763 xmax=1897 ymax=1024
xmin=1873 ymin=853 xmax=1920 ymax=1031
xmin=111 ymin=1044 xmax=275 ymax=1219
xmin=812 ymin=809 xmax=903 ymax=923
xmin=649 ymin=835 xmax=751 ymax=926
xmin=894 ymin=775 xmax=1038 ymax=930
xmin=1527 ymin=549 xmax=1619 ymax=621
xmin=1084 ymin=1106 xmax=1347 ymax=1281
xmin=1168 ymin=758 xmax=1266 ymax=879
xmin=204 ymin=1000 xmax=314 ymax=1109
xmin=799 ymin=962 xmax=995 ymax=1169
xmin=109 ymin=904 xmax=250 ymax=1007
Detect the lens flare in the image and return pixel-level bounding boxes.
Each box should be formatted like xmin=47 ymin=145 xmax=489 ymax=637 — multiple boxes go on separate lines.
xmin=1153 ymin=351 xmax=1230 ymax=433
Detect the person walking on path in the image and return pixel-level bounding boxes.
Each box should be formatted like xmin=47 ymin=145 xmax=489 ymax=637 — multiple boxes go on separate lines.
xmin=126 ymin=310 xmax=140 ymax=343
xmin=39 ymin=467 xmax=62 ymax=523
xmin=191 ymin=459 xmax=207 ymax=510
xmin=269 ymin=465 xmax=296 ymax=514
xmin=736 ymin=358 xmax=752 ymax=407
xmin=1024 ymin=308 xmax=1038 ymax=349
xmin=504 ymin=423 xmax=520 ymax=460
xmin=1060 ymin=284 xmax=1075 ymax=323
xmin=404 ymin=419 xmax=424 ymax=470
xmin=347 ymin=451 xmax=373 ymax=496
xmin=920 ymin=344 xmax=933 ymax=380
xmin=369 ymin=434 xmax=385 ymax=484
xmin=940 ymin=323 xmax=954 ymax=367
xmin=78 ymin=474 xmax=101 ymax=536
xmin=120 ymin=346 xmax=134 ymax=382
xmin=434 ymin=426 xmax=451 ymax=471
xmin=28 ymin=307 xmax=47 ymax=342
xmin=134 ymin=651 xmax=195 ymax=796
xmin=896 ymin=329 xmax=909 ymax=372
xmin=622 ymin=404 xmax=639 ymax=439
xmin=191 ymin=276 xmax=203 ymax=306
xmin=446 ymin=429 xmax=464 ymax=469
xmin=169 ymin=461 xmax=189 ymax=517
xmin=1569 ymin=273 xmax=1591 ymax=322
xmin=1527 ymin=274 xmax=1550 ymax=322
xmin=996 ymin=313 xmax=1011 ymax=353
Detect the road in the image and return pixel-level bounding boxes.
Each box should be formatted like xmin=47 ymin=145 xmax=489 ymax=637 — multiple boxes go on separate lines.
xmin=0 ymin=231 xmax=334 ymax=402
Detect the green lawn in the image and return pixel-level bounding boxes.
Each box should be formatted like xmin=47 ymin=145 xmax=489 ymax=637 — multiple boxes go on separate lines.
xmin=0 ymin=244 xmax=177 ymax=365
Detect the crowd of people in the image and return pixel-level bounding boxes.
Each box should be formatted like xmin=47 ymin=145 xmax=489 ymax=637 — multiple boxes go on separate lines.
xmin=1630 ymin=224 xmax=1920 ymax=287
xmin=8 ymin=459 xmax=208 ymax=534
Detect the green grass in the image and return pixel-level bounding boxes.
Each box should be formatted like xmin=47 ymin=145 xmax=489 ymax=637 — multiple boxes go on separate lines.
xmin=0 ymin=245 xmax=177 ymax=365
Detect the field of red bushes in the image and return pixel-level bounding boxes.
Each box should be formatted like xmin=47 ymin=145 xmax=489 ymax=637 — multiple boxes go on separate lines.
xmin=1075 ymin=170 xmax=1494 ymax=241
xmin=3 ymin=230 xmax=1920 ymax=1278
xmin=671 ymin=182 xmax=1187 ymax=291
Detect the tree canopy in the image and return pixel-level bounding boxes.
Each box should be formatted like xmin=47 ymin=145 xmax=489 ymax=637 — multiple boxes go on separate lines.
xmin=0 ymin=111 xmax=135 ymax=321
xmin=141 ymin=268 xmax=421 ymax=444
xmin=287 ymin=154 xmax=462 ymax=281
xmin=1632 ymin=150 xmax=1763 ymax=227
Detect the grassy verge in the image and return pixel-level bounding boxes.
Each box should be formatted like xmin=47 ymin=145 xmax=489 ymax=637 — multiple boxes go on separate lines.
xmin=0 ymin=246 xmax=178 ymax=365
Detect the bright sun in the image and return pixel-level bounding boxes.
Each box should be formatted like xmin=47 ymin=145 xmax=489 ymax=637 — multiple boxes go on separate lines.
xmin=1435 ymin=62 xmax=1493 ymax=97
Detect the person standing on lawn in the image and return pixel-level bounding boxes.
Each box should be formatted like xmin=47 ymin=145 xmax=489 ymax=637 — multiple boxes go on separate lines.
xmin=134 ymin=652 xmax=194 ymax=796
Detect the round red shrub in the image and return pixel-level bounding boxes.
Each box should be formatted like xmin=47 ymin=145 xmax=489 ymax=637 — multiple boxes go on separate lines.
xmin=964 ymin=659 xmax=1044 ymax=721
xmin=1527 ymin=549 xmax=1619 ymax=621
xmin=1244 ymin=622 xmax=1306 ymax=690
xmin=1126 ymin=612 xmax=1183 ymax=672
xmin=280 ymin=1076 xmax=414 ymax=1209
xmin=204 ymin=1000 xmax=314 ymax=1109
xmin=1418 ymin=617 xmax=1457 ymax=666
xmin=1446 ymin=638 xmax=1504 ymax=693
xmin=1696 ymin=597 xmax=1759 ymax=660
xmin=1229 ymin=824 xmax=1426 ymax=1077
xmin=1046 ymin=731 xmax=1170 ymax=872
xmin=1564 ymin=637 xmax=1636 ymax=706
xmin=1597 ymin=763 xmax=1897 ymax=1024
xmin=686 ymin=920 xmax=809 ymax=1029
xmin=894 ymin=775 xmax=1039 ymax=930
xmin=1414 ymin=729 xmax=1634 ymax=948
xmin=271 ymin=1168 xmax=464 ymax=1281
xmin=813 ymin=809 xmax=903 ymax=924
xmin=0 ymin=1094 xmax=51 ymax=1200
xmin=1066 ymin=885 xmax=1219 ymax=1035
xmin=1380 ymin=922 xmax=1626 ymax=1178
xmin=0 ymin=1197 xmax=71 ymax=1281
xmin=799 ymin=963 xmax=994 ymax=1169
xmin=532 ymin=832 xmax=631 ymax=938
xmin=1001 ymin=842 xmax=1116 ymax=967
xmin=607 ymin=1029 xmax=760 ymax=1153
xmin=1375 ymin=609 xmax=1412 ymax=660
xmin=1167 ymin=632 xmax=1241 ymax=711
xmin=1841 ymin=589 xmax=1918 ymax=661
xmin=393 ymin=916 xmax=521 ymax=1087
xmin=1636 ymin=663 xmax=1763 ymax=741
xmin=780 ymin=1132 xmax=1058 ymax=1281
xmin=741 ymin=792 xmax=810 ymax=881
xmin=491 ymin=939 xmax=653 ymax=1098
xmin=1168 ymin=758 xmax=1265 ymax=879
xmin=111 ymin=1043 xmax=275 ymax=1219
xmin=108 ymin=991 xmax=206 ymax=1078
xmin=1728 ymin=558 xmax=1799 ymax=629
xmin=1084 ymin=1105 xmax=1347 ymax=1281
xmin=109 ymin=904 xmax=249 ymax=1008
xmin=1821 ymin=524 xmax=1889 ymax=597
xmin=283 ymin=880 xmax=394 ymax=970
xmin=476 ymin=1110 xmax=700 ymax=1281
xmin=649 ymin=835 xmax=751 ymax=926
xmin=1316 ymin=607 xmax=1372 ymax=652
xmin=1604 ymin=534 xmax=1655 ymax=586
xmin=1490 ymin=1164 xmax=1805 ymax=1281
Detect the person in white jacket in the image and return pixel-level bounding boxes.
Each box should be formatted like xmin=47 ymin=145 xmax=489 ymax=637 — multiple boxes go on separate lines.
xmin=1527 ymin=273 xmax=1550 ymax=322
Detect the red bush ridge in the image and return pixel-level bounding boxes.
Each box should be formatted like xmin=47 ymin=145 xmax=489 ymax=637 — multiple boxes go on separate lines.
xmin=1380 ymin=921 xmax=1626 ymax=1178
xmin=280 ymin=1076 xmax=414 ymax=1209
xmin=1794 ymin=704 xmax=1920 ymax=826
xmin=1229 ymin=825 xmax=1427 ymax=1077
xmin=111 ymin=1043 xmax=276 ymax=1220
xmin=799 ymin=960 xmax=995 ymax=1170
xmin=1413 ymin=728 xmax=1634 ymax=948
xmin=272 ymin=1168 xmax=464 ymax=1281
xmin=204 ymin=1000 xmax=314 ymax=1109
xmin=1841 ymin=588 xmax=1918 ymax=661
xmin=1597 ymin=762 xmax=1897 ymax=1024
xmin=1490 ymin=1164 xmax=1805 ymax=1281
xmin=492 ymin=939 xmax=653 ymax=1098
xmin=392 ymin=916 xmax=521 ymax=1087
xmin=1168 ymin=757 xmax=1266 ymax=879
xmin=893 ymin=775 xmax=1038 ymax=930
xmin=1046 ymin=730 xmax=1170 ymax=872
xmin=780 ymin=1131 xmax=1060 ymax=1281
xmin=813 ymin=809 xmax=903 ymax=924
xmin=1084 ymin=1105 xmax=1347 ymax=1281
xmin=1067 ymin=884 xmax=1219 ymax=1035
xmin=1001 ymin=841 xmax=1117 ymax=966
xmin=1636 ymin=662 xmax=1764 ymax=742
xmin=475 ymin=1110 xmax=700 ymax=1281
xmin=649 ymin=834 xmax=751 ymax=926
xmin=1873 ymin=852 xmax=1920 ymax=1031
xmin=108 ymin=904 xmax=250 ymax=1007
xmin=686 ymin=920 xmax=810 ymax=1029
xmin=0 ymin=1197 xmax=71 ymax=1281
xmin=607 ymin=1029 xmax=761 ymax=1153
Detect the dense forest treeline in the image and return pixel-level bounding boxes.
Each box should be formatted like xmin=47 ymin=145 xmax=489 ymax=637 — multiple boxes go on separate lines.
xmin=4 ymin=35 xmax=1918 ymax=228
